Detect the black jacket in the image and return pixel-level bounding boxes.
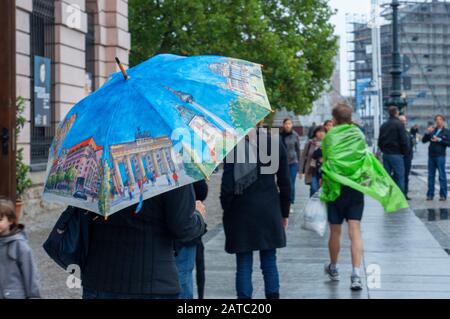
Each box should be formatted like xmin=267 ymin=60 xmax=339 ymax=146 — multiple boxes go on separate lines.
xmin=404 ymin=129 xmax=415 ymax=158
xmin=175 ymin=180 xmax=208 ymax=249
xmin=220 ymin=133 xmax=291 ymax=254
xmin=422 ymin=127 xmax=450 ymax=157
xmin=378 ymin=117 xmax=408 ymax=155
xmin=81 ymin=184 xmax=205 ymax=296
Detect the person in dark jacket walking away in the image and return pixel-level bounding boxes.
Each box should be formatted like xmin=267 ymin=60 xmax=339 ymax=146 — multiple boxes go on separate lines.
xmin=81 ymin=185 xmax=206 ymax=299
xmin=422 ymin=114 xmax=450 ymax=201
xmin=300 ymin=126 xmax=326 ymax=197
xmin=378 ymin=106 xmax=408 ymax=193
xmin=0 ymin=199 xmax=41 ymax=299
xmin=175 ymin=180 xmax=208 ymax=299
xmin=399 ymin=115 xmax=414 ymax=200
xmin=220 ymin=127 xmax=291 ymax=299
xmin=280 ymin=118 xmax=301 ymax=212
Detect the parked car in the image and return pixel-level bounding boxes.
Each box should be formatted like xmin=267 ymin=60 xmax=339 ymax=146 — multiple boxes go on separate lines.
xmin=73 ymin=190 xmax=88 ymax=200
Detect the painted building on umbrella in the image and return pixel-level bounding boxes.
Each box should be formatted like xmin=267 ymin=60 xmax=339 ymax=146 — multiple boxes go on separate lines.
xmin=47 ymin=136 xmax=103 ymax=195
xmin=209 ymin=60 xmax=267 ymax=104
xmin=109 ymin=129 xmax=176 ymax=192
xmin=176 ymin=104 xmax=224 ymax=162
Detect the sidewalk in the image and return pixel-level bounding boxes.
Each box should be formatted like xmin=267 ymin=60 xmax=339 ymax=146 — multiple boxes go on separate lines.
xmin=25 ymin=171 xmax=450 ymax=299
xmin=202 ymin=181 xmax=450 ymax=299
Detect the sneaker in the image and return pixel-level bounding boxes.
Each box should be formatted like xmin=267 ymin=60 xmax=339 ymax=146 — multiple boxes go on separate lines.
xmin=350 ymin=275 xmax=363 ymax=291
xmin=405 ymin=196 xmax=412 ymax=200
xmin=426 ymin=197 xmax=433 ymax=201
xmin=439 ymin=197 xmax=447 ymax=201
xmin=324 ymin=264 xmax=340 ymax=281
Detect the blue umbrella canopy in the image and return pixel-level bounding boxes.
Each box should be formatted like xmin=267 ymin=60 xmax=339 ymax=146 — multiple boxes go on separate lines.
xmin=43 ymin=54 xmax=272 ymax=217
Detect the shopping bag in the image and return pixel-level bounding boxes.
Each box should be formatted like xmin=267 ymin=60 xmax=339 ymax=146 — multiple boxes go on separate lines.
xmin=301 ymin=189 xmax=327 ymax=237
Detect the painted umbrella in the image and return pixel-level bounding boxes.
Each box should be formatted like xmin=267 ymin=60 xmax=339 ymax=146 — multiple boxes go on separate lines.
xmin=42 ymin=54 xmax=272 ymax=218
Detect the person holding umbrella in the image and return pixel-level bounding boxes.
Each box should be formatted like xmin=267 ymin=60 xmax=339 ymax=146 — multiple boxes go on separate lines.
xmin=220 ymin=126 xmax=291 ymax=299
xmin=175 ymin=180 xmax=208 ymax=299
xmin=81 ymin=185 xmax=206 ymax=299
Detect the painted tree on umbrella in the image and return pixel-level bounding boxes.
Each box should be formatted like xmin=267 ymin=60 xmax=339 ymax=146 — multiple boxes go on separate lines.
xmin=43 ymin=54 xmax=272 ymax=217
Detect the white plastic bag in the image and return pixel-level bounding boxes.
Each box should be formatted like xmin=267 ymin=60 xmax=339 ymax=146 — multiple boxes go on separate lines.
xmin=301 ymin=189 xmax=327 ymax=237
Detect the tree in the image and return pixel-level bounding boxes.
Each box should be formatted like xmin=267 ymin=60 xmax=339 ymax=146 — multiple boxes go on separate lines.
xmin=129 ymin=0 xmax=338 ymax=115
xmin=98 ymin=161 xmax=111 ymax=217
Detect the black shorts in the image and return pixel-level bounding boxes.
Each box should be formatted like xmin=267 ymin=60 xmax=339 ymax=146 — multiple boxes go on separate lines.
xmin=327 ymin=186 xmax=364 ymax=225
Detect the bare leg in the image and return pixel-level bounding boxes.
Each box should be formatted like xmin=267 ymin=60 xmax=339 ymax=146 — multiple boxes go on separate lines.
xmin=328 ymin=224 xmax=342 ymax=264
xmin=348 ymin=220 xmax=363 ymax=268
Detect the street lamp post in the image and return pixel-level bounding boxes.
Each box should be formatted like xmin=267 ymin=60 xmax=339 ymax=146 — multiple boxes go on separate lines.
xmin=386 ymin=0 xmax=407 ymax=110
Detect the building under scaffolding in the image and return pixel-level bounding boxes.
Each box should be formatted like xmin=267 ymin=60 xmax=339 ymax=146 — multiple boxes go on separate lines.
xmin=347 ymin=0 xmax=450 ymax=128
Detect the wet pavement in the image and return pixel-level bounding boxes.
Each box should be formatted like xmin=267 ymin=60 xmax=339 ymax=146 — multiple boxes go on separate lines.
xmin=22 ymin=142 xmax=450 ymax=299
xmin=202 ymin=181 xmax=450 ymax=299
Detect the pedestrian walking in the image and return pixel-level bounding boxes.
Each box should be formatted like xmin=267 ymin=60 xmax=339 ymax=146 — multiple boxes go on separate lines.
xmin=410 ymin=124 xmax=419 ymax=152
xmin=280 ymin=118 xmax=301 ymax=212
xmin=321 ymin=103 xmax=408 ymax=291
xmin=399 ymin=115 xmax=414 ymax=200
xmin=0 ymin=199 xmax=41 ymax=299
xmin=299 ymin=126 xmax=326 ymax=196
xmin=422 ymin=114 xmax=450 ymax=201
xmin=175 ymin=180 xmax=208 ymax=299
xmin=323 ymin=119 xmax=334 ymax=132
xmin=81 ymin=185 xmax=206 ymax=299
xmin=378 ymin=106 xmax=408 ymax=193
xmin=220 ymin=127 xmax=291 ymax=299
xmin=307 ymin=122 xmax=317 ymax=139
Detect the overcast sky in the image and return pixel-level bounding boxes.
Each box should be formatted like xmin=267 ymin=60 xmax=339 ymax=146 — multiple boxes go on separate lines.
xmin=328 ymin=0 xmax=372 ymax=96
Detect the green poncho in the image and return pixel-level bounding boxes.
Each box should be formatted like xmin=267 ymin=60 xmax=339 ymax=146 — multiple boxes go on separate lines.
xmin=320 ymin=124 xmax=408 ymax=213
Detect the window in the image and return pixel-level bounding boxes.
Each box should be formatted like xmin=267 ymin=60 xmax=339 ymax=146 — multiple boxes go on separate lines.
xmin=30 ymin=0 xmax=55 ymax=168
xmin=85 ymin=8 xmax=96 ymax=93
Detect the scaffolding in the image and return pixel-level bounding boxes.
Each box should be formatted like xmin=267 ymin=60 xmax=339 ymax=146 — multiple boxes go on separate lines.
xmin=348 ymin=0 xmax=450 ymax=127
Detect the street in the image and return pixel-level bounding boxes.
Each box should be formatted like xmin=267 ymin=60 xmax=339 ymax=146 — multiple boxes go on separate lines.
xmin=23 ymin=143 xmax=450 ymax=299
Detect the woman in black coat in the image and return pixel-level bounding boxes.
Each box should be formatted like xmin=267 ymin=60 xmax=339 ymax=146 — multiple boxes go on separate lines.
xmin=220 ymin=128 xmax=291 ymax=299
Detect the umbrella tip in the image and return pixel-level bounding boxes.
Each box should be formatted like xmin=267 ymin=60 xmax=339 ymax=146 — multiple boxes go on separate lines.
xmin=115 ymin=57 xmax=129 ymax=80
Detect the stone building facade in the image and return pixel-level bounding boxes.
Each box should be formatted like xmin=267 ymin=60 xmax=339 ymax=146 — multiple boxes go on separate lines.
xmin=15 ymin=0 xmax=130 ymax=216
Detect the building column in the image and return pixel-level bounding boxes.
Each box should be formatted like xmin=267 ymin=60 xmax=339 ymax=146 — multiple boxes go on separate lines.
xmin=151 ymin=151 xmax=160 ymax=176
xmin=16 ymin=0 xmax=33 ymax=168
xmin=112 ymin=158 xmax=123 ymax=188
xmin=54 ymin=0 xmax=88 ymax=125
xmin=136 ymin=153 xmax=146 ymax=179
xmin=124 ymin=155 xmax=135 ymax=185
xmin=91 ymin=0 xmax=130 ymax=88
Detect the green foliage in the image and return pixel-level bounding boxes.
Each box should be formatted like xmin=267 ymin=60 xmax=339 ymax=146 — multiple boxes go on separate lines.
xmin=65 ymin=167 xmax=77 ymax=182
xmin=129 ymin=0 xmax=338 ymax=114
xmin=16 ymin=97 xmax=32 ymax=199
xmin=230 ymin=98 xmax=271 ymax=131
xmin=98 ymin=161 xmax=111 ymax=216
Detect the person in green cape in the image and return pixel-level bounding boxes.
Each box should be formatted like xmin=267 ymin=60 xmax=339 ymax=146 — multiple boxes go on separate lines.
xmin=320 ymin=103 xmax=408 ymax=291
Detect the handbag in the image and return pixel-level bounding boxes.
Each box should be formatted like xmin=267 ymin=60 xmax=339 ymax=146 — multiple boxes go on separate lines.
xmin=43 ymin=206 xmax=92 ymax=271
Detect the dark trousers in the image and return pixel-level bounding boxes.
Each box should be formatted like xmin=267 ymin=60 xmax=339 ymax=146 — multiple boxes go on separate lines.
xmin=404 ymin=155 xmax=412 ymax=195
xmin=427 ymin=156 xmax=448 ymax=199
xmin=235 ymin=249 xmax=280 ymax=299
xmin=82 ymin=287 xmax=178 ymax=299
xmin=382 ymin=154 xmax=405 ymax=193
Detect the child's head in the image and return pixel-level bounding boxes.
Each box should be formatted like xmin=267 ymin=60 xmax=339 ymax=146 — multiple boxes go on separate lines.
xmin=0 ymin=199 xmax=17 ymax=235
xmin=332 ymin=103 xmax=353 ymax=125
xmin=312 ymin=125 xmax=326 ymax=141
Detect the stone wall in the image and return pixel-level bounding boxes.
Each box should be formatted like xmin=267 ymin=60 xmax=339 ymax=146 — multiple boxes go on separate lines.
xmin=18 ymin=0 xmax=130 ymax=219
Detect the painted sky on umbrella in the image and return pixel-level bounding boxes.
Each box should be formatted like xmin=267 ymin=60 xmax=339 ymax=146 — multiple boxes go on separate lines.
xmin=57 ymin=55 xmax=241 ymax=162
